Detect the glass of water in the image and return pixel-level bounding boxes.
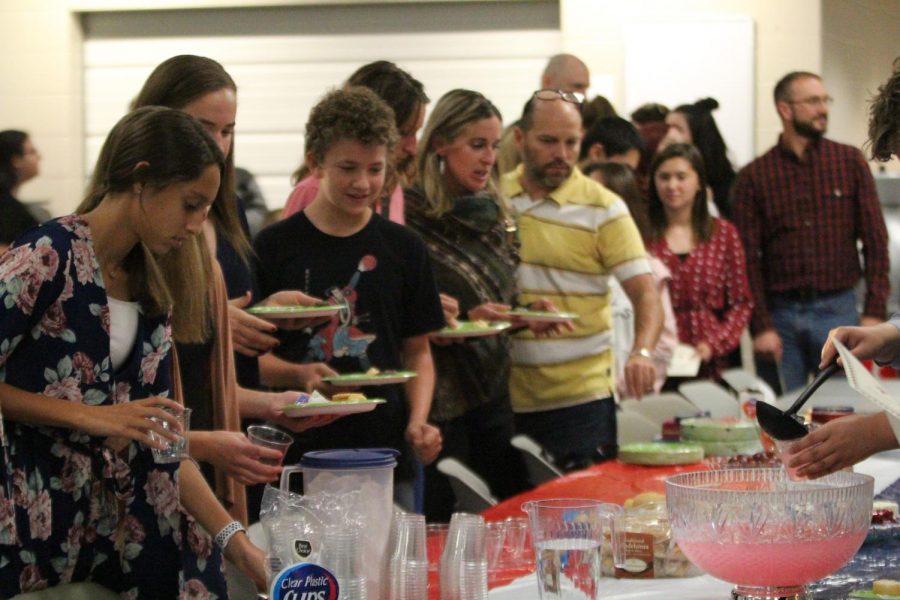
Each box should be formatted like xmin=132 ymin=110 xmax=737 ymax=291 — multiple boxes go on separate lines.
xmin=148 ymin=407 xmax=191 ymax=463
xmin=521 ymin=498 xmax=622 ymax=600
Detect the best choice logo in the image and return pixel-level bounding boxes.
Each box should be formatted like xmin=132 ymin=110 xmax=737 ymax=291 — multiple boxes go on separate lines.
xmin=294 ymin=539 xmax=312 ymax=558
xmin=270 ymin=563 xmax=339 ymax=600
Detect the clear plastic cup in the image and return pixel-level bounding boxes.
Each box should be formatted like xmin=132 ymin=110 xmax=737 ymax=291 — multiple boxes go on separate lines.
xmin=440 ymin=513 xmax=487 ymax=600
xmin=247 ymin=424 xmax=293 ymax=465
xmin=386 ymin=513 xmax=427 ymax=600
xmin=149 ymin=407 xmax=191 ymax=463
xmin=501 ymin=517 xmax=532 ymax=570
xmin=485 ymin=521 xmax=507 ymax=572
xmin=320 ymin=528 xmax=367 ymax=600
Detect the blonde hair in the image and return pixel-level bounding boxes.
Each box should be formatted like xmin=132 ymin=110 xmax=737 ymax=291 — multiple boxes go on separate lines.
xmin=415 ymin=89 xmax=504 ymax=218
xmin=77 ymin=107 xmax=223 ymax=341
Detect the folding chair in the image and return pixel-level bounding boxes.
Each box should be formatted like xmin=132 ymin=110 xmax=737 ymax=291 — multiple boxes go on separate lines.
xmin=436 ymin=457 xmax=498 ymax=512
xmin=720 ymin=367 xmax=778 ymax=405
xmin=619 ymin=393 xmax=700 ymax=426
xmin=677 ymin=380 xmax=741 ymax=418
xmin=511 ymin=434 xmax=563 ymax=486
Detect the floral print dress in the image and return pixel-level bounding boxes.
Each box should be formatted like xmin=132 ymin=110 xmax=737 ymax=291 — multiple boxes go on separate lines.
xmin=0 ymin=216 xmax=226 ymax=598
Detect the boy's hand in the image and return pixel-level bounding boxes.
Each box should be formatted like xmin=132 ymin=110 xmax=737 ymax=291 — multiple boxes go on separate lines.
xmin=406 ymin=422 xmax=442 ymax=465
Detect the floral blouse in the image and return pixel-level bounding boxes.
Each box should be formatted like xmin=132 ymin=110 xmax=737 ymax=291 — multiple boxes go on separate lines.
xmin=647 ymin=218 xmax=753 ymax=379
xmin=0 ymin=216 xmax=224 ymax=598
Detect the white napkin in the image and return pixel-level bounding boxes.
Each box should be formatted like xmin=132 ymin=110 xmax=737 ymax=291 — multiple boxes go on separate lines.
xmin=833 ymin=338 xmax=900 ymax=419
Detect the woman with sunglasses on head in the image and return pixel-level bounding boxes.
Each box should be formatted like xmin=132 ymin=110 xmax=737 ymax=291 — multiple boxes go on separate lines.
xmin=405 ymin=89 xmax=566 ymax=520
xmin=645 ymin=143 xmax=752 ymax=385
xmin=133 ymin=55 xmax=336 ymax=527
xmin=0 ymin=130 xmax=41 ymax=252
xmin=0 ymin=107 xmax=265 ymax=597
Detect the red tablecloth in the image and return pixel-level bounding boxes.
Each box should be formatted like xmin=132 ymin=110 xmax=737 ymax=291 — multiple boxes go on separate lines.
xmin=482 ymin=459 xmax=709 ymax=522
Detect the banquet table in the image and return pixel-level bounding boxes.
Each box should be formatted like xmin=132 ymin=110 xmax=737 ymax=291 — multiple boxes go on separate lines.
xmin=477 ymin=450 xmax=900 ymax=599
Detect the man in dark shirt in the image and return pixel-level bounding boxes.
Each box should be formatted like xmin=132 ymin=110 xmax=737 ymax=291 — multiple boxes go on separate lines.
xmin=732 ymin=71 xmax=889 ymax=393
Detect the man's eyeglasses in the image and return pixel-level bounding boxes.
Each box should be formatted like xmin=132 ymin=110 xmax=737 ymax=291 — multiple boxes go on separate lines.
xmin=788 ymin=95 xmax=834 ymax=107
xmin=533 ymin=89 xmax=585 ymax=105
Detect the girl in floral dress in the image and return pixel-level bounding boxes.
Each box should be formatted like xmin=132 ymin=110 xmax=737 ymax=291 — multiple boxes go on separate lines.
xmin=0 ymin=107 xmax=265 ymax=597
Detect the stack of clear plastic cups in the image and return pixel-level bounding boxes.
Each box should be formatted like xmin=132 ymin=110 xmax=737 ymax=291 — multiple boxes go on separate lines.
xmin=439 ymin=513 xmax=487 ymax=600
xmin=384 ymin=513 xmax=427 ymax=600
xmin=320 ymin=528 xmax=367 ymax=600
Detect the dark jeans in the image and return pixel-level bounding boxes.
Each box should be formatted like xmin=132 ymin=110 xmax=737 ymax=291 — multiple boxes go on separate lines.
xmin=769 ymin=289 xmax=858 ymax=393
xmin=424 ymin=397 xmax=529 ymax=522
xmin=514 ymin=397 xmax=617 ymax=472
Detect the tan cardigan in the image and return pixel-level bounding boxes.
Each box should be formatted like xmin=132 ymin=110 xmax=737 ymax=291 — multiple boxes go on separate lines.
xmin=172 ymin=262 xmax=246 ymax=524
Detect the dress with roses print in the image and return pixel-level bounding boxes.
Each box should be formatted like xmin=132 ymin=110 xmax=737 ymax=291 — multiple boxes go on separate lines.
xmin=0 ymin=216 xmax=226 ymax=598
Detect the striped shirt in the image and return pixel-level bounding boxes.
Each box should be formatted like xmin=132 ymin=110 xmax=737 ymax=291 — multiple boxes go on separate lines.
xmin=732 ymin=136 xmax=889 ymax=334
xmin=501 ymin=166 xmax=650 ymax=412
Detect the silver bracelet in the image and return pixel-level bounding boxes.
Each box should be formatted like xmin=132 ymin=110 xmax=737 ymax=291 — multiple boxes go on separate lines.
xmin=214 ymin=520 xmax=246 ymax=550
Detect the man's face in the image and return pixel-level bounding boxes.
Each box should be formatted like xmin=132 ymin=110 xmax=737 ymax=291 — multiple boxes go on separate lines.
xmin=517 ymin=99 xmax=583 ymax=193
xmin=784 ymin=77 xmax=830 ymax=139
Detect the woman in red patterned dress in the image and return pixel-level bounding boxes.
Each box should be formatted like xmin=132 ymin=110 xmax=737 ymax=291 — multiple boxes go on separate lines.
xmin=645 ymin=143 xmax=752 ymax=381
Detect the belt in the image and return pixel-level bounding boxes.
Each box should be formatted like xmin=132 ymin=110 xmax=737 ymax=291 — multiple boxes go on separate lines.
xmin=770 ymin=288 xmax=849 ymax=303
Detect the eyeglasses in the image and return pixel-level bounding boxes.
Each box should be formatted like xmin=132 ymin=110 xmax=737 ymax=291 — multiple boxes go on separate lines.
xmin=533 ymin=89 xmax=585 ymax=106
xmin=788 ymin=95 xmax=834 ymax=107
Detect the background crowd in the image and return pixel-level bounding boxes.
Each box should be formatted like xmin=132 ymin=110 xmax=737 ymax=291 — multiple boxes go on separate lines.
xmin=0 ymin=49 xmax=898 ymax=598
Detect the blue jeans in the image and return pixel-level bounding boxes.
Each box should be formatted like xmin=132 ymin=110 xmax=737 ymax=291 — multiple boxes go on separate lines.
xmin=514 ymin=397 xmax=617 ymax=471
xmin=769 ymin=289 xmax=858 ymax=393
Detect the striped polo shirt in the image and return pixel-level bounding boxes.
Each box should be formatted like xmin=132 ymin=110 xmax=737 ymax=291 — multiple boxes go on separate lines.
xmin=501 ymin=166 xmax=650 ymax=413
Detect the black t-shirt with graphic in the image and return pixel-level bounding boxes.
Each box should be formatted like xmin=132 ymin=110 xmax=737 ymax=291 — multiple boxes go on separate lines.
xmin=253 ymin=211 xmax=445 ymax=480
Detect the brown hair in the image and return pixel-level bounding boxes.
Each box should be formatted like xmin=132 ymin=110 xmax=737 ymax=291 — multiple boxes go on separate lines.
xmin=77 ymin=107 xmax=225 ymax=340
xmin=583 ymin=161 xmax=649 ymax=240
xmin=647 ymin=143 xmax=714 ymax=243
xmin=773 ymin=71 xmax=821 ymax=104
xmin=868 ymin=58 xmax=900 ymax=162
xmin=304 ymin=86 xmax=397 ymax=168
xmin=132 ymin=54 xmax=250 ymax=261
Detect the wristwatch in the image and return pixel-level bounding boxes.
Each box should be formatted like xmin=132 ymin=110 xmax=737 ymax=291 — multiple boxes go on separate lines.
xmin=629 ymin=347 xmax=653 ymax=360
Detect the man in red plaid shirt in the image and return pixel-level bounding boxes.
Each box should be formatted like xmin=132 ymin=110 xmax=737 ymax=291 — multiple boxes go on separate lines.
xmin=732 ymin=71 xmax=889 ymax=393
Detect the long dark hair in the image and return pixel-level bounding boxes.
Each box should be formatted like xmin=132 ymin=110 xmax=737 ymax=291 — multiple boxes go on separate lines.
xmin=647 ymin=143 xmax=713 ymax=243
xmin=583 ymin=161 xmax=649 ymax=240
xmin=0 ymin=130 xmax=27 ymax=192
xmin=77 ymin=107 xmax=225 ymax=338
xmin=131 ymin=54 xmax=250 ymax=260
xmin=671 ymin=98 xmax=735 ymax=190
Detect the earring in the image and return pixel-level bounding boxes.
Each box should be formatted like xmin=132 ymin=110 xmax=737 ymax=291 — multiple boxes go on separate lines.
xmin=437 ymin=155 xmax=445 ymax=175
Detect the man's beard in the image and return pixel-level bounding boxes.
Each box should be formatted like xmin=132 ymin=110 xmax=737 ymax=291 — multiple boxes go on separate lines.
xmin=793 ymin=115 xmax=826 ymax=140
xmin=523 ymin=150 xmax=571 ymax=191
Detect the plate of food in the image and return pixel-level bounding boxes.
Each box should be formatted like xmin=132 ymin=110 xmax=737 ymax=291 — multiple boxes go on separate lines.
xmin=322 ymin=369 xmax=417 ymax=386
xmin=247 ymin=304 xmax=343 ymax=319
xmin=499 ymin=308 xmax=578 ymax=323
xmin=617 ymin=442 xmax=705 ymax=466
xmin=281 ymin=392 xmax=387 ymax=417
xmin=434 ymin=320 xmax=512 ymax=338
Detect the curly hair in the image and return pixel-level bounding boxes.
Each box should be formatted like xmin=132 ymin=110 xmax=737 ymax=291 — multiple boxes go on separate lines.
xmin=868 ymin=58 xmax=900 ymax=162
xmin=305 ymin=86 xmax=398 ymax=166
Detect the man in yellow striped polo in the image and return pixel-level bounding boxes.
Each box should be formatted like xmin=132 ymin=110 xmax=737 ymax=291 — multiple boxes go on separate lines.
xmin=501 ymin=90 xmax=663 ymax=470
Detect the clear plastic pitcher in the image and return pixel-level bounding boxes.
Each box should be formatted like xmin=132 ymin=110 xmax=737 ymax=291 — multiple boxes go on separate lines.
xmin=521 ymin=498 xmax=622 ymax=600
xmin=281 ymin=448 xmax=398 ymax=600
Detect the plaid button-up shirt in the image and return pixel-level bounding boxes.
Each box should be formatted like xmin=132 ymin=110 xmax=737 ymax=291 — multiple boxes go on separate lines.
xmin=732 ymin=136 xmax=889 ymax=334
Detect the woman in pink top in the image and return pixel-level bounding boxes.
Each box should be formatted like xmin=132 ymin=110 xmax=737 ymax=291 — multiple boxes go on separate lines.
xmin=282 ymin=61 xmax=428 ymax=224
xmin=645 ymin=143 xmax=752 ymax=381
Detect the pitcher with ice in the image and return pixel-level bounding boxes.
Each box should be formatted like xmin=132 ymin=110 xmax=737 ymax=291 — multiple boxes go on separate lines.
xmin=522 ymin=499 xmax=622 ymax=600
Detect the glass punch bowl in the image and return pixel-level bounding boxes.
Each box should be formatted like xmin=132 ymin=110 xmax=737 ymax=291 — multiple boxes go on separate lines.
xmin=666 ymin=469 xmax=873 ymax=600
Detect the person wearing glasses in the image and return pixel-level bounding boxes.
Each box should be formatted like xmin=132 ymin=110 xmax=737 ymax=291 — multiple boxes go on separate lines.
xmin=501 ymin=89 xmax=663 ymax=470
xmin=732 ymin=72 xmax=889 ymax=395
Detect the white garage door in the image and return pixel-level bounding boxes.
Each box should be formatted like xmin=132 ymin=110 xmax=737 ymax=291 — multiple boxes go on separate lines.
xmin=82 ymin=2 xmax=561 ymax=209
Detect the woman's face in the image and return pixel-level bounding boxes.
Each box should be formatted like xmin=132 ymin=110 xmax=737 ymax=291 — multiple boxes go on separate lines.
xmin=654 ymin=156 xmax=701 ymax=215
xmin=664 ymin=111 xmax=692 ymax=144
xmin=137 ymin=164 xmax=220 ymax=255
xmin=395 ymin=102 xmax=427 ymax=173
xmin=181 ymin=88 xmax=237 ymax=158
xmin=12 ymin=137 xmax=40 ymax=184
xmin=438 ymin=116 xmax=502 ymax=194
xmin=312 ymin=138 xmax=387 ymax=219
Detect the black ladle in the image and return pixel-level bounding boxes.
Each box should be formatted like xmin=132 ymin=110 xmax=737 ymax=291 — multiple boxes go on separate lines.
xmin=756 ymin=362 xmax=841 ymax=440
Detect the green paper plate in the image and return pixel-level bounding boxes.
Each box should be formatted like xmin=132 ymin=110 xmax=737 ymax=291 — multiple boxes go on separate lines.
xmin=501 ymin=309 xmax=578 ymax=323
xmin=322 ymin=371 xmax=417 ymax=386
xmin=434 ymin=321 xmax=512 ymax=338
xmin=282 ymin=398 xmax=387 ymax=417
xmin=618 ymin=442 xmax=705 ymax=466
xmin=247 ymin=304 xmax=343 ymax=319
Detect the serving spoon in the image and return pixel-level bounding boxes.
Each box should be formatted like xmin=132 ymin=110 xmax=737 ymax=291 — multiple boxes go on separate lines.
xmin=756 ymin=362 xmax=841 ymax=440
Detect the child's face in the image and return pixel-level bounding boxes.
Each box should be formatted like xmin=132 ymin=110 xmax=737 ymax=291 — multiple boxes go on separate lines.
xmin=313 ymin=139 xmax=387 ymax=218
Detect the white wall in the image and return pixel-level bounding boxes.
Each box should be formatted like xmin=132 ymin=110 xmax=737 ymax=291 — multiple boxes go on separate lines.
xmin=1 ymin=0 xmax=898 ymax=218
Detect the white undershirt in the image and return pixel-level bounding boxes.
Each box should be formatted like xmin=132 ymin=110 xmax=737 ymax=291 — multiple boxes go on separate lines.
xmin=108 ymin=297 xmax=140 ymax=371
